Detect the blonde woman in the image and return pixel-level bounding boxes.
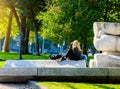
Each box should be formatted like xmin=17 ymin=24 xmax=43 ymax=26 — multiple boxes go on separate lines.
xmin=51 ymin=40 xmax=87 ymax=62
xmin=64 ymin=40 xmax=83 ymax=60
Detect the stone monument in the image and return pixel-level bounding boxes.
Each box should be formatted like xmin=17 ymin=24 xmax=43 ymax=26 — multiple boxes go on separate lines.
xmin=89 ymin=22 xmax=120 ymax=67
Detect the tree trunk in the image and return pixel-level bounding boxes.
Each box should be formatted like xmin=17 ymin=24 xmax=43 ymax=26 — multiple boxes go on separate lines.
xmin=10 ymin=4 xmax=30 ymax=59
xmin=2 ymin=10 xmax=13 ymax=52
xmin=30 ymin=8 xmax=40 ymax=55
xmin=10 ymin=4 xmax=22 ymax=59
xmin=82 ymin=37 xmax=88 ymax=56
xmin=11 ymin=5 xmax=20 ymax=29
xmin=33 ymin=22 xmax=39 ymax=55
xmin=20 ymin=12 xmax=29 ymax=54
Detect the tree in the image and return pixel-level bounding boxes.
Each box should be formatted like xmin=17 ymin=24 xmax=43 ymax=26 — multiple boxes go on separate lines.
xmin=1 ymin=0 xmax=47 ymax=56
xmin=39 ymin=0 xmax=119 ymax=55
xmin=2 ymin=9 xmax=13 ymax=52
xmin=15 ymin=0 xmax=46 ymax=55
xmin=0 ymin=2 xmax=19 ymax=52
xmin=40 ymin=0 xmax=95 ymax=54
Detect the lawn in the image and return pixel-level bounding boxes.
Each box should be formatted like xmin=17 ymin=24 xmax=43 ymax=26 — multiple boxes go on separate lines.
xmin=0 ymin=52 xmax=50 ymax=67
xmin=38 ymin=82 xmax=120 ymax=89
xmin=0 ymin=61 xmax=5 ymax=67
xmin=0 ymin=52 xmax=50 ymax=60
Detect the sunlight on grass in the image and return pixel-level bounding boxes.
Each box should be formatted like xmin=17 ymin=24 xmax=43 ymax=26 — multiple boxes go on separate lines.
xmin=38 ymin=82 xmax=120 ymax=89
xmin=0 ymin=61 xmax=5 ymax=67
xmin=0 ymin=52 xmax=18 ymax=60
xmin=0 ymin=52 xmax=50 ymax=60
xmin=0 ymin=52 xmax=50 ymax=67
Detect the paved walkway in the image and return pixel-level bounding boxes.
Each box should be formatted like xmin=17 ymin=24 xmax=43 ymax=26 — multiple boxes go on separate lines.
xmin=0 ymin=81 xmax=40 ymax=89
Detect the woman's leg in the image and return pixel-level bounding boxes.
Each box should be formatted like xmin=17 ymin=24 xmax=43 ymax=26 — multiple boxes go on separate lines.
xmin=81 ymin=54 xmax=87 ymax=62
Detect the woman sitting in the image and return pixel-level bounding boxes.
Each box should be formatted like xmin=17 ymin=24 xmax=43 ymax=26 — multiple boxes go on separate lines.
xmin=50 ymin=40 xmax=87 ymax=62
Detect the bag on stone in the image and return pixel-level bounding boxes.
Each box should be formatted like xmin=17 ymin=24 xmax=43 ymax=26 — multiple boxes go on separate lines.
xmin=50 ymin=54 xmax=62 ymax=60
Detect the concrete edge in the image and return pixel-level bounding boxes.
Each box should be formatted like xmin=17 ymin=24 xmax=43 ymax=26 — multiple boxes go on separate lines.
xmin=0 ymin=68 xmax=120 ymax=83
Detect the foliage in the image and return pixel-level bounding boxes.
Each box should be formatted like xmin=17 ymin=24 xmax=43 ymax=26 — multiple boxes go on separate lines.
xmin=0 ymin=6 xmax=19 ymax=39
xmin=0 ymin=6 xmax=9 ymax=39
xmin=39 ymin=0 xmax=119 ymax=45
xmin=0 ymin=0 xmax=119 ymax=54
xmin=39 ymin=1 xmax=90 ymax=44
xmin=0 ymin=0 xmax=47 ymax=55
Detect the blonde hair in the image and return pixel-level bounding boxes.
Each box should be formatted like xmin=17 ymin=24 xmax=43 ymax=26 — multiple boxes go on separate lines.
xmin=72 ymin=40 xmax=82 ymax=51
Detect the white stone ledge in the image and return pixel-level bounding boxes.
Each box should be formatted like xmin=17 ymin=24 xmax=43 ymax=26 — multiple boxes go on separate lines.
xmin=4 ymin=60 xmax=86 ymax=68
xmin=0 ymin=68 xmax=120 ymax=83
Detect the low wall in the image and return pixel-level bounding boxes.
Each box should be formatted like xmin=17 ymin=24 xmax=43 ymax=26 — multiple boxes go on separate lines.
xmin=0 ymin=68 xmax=120 ymax=83
xmin=1 ymin=60 xmax=119 ymax=83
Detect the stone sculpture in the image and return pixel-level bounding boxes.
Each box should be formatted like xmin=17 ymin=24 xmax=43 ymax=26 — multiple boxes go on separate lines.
xmin=89 ymin=22 xmax=120 ymax=67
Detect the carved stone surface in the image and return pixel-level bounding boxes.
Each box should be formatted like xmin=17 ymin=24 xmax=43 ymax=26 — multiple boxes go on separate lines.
xmin=93 ymin=22 xmax=120 ymax=52
xmin=93 ymin=35 xmax=120 ymax=52
xmin=90 ymin=22 xmax=120 ymax=68
xmin=89 ymin=60 xmax=96 ymax=68
xmin=102 ymin=22 xmax=120 ymax=35
xmin=94 ymin=54 xmax=120 ymax=67
xmin=93 ymin=22 xmax=120 ymax=36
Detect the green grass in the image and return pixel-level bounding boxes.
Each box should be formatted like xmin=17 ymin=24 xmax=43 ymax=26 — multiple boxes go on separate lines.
xmin=88 ymin=56 xmax=94 ymax=60
xmin=38 ymin=82 xmax=120 ymax=89
xmin=0 ymin=52 xmax=94 ymax=67
xmin=0 ymin=61 xmax=5 ymax=67
xmin=0 ymin=52 xmax=50 ymax=60
xmin=0 ymin=52 xmax=50 ymax=67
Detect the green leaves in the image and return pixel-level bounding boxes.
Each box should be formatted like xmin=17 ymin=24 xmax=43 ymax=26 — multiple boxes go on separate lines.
xmin=38 ymin=0 xmax=119 ymax=48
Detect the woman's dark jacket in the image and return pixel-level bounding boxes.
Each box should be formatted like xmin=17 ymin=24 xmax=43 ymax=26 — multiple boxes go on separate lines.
xmin=65 ymin=46 xmax=82 ymax=60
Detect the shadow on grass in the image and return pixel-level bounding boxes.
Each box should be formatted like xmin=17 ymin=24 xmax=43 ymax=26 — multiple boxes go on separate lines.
xmin=64 ymin=83 xmax=77 ymax=89
xmin=95 ymin=84 xmax=114 ymax=89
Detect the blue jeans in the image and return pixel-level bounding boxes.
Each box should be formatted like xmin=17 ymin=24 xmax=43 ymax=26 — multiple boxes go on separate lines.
xmin=81 ymin=54 xmax=87 ymax=62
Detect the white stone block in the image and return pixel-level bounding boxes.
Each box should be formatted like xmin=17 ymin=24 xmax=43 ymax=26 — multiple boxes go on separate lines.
xmin=93 ymin=34 xmax=120 ymax=52
xmin=102 ymin=22 xmax=120 ymax=35
xmin=93 ymin=22 xmax=102 ymax=36
xmin=94 ymin=54 xmax=120 ymax=67
xmin=89 ymin=60 xmax=96 ymax=68
xmin=4 ymin=60 xmax=86 ymax=68
xmin=94 ymin=22 xmax=120 ymax=36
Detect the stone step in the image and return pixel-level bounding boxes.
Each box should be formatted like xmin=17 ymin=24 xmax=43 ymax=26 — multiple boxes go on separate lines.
xmin=0 ymin=67 xmax=120 ymax=83
xmin=0 ymin=68 xmax=37 ymax=82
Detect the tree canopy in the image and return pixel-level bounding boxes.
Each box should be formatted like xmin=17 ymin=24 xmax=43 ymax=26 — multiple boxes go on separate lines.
xmin=38 ymin=0 xmax=119 ymax=54
xmin=0 ymin=0 xmax=119 ymax=55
